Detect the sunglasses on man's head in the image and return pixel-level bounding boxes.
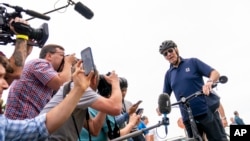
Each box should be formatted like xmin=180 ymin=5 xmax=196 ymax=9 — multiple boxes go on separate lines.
xmin=163 ymin=48 xmax=174 ymax=56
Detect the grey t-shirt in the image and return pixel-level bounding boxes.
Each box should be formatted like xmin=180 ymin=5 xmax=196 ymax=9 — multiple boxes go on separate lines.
xmin=40 ymin=82 xmax=100 ymax=141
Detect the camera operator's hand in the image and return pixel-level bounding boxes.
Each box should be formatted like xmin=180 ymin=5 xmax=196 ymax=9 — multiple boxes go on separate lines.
xmin=5 ymin=17 xmax=33 ymax=85
xmin=64 ymin=53 xmax=77 ymax=66
xmin=103 ymin=71 xmax=119 ymax=86
xmin=9 ymin=17 xmax=29 ymax=34
xmin=9 ymin=17 xmax=33 ymax=54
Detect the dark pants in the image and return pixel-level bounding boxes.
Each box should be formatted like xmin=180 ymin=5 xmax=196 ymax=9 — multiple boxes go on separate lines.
xmin=131 ymin=134 xmax=145 ymax=141
xmin=183 ymin=109 xmax=228 ymax=141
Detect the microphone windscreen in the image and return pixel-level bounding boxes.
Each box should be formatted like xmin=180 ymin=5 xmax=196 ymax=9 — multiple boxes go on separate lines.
xmin=158 ymin=93 xmax=171 ymax=114
xmin=74 ymin=2 xmax=94 ymax=19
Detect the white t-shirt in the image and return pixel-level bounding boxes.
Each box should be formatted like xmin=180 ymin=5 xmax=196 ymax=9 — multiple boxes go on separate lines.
xmin=148 ymin=126 xmax=167 ymax=141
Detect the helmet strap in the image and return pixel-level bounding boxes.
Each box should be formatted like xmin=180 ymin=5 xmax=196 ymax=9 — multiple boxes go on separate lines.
xmin=172 ymin=48 xmax=180 ymax=67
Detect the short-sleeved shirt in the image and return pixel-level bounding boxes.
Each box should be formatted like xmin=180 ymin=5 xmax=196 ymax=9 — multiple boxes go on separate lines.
xmin=0 ymin=114 xmax=49 ymax=141
xmin=138 ymin=121 xmax=149 ymax=135
xmin=5 ymin=59 xmax=58 ymax=120
xmin=234 ymin=116 xmax=245 ymax=125
xmin=40 ymin=82 xmax=100 ymax=141
xmin=163 ymin=57 xmax=213 ymax=121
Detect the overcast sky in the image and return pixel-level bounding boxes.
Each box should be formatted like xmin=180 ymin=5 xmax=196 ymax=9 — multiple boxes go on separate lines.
xmin=1 ymin=0 xmax=250 ymax=139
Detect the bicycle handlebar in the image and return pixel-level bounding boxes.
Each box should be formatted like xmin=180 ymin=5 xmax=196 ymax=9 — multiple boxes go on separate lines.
xmin=171 ymin=91 xmax=203 ymax=106
xmin=171 ymin=75 xmax=228 ymax=107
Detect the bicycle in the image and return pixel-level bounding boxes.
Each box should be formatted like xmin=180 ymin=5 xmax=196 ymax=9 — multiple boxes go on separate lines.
xmin=170 ymin=76 xmax=228 ymax=141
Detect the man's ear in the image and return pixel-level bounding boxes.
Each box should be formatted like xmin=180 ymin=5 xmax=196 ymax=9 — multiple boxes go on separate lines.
xmin=174 ymin=47 xmax=179 ymax=56
xmin=89 ymin=74 xmax=97 ymax=89
xmin=45 ymin=52 xmax=54 ymax=61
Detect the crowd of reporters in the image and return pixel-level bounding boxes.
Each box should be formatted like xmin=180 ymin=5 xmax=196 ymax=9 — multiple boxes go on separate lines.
xmin=0 ymin=15 xmax=146 ymax=141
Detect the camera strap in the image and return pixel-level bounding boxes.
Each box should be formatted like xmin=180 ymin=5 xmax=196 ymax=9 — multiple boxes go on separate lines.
xmin=85 ymin=108 xmax=91 ymax=141
xmin=107 ymin=115 xmax=120 ymax=139
xmin=63 ymin=81 xmax=81 ymax=140
xmin=63 ymin=81 xmax=92 ymax=141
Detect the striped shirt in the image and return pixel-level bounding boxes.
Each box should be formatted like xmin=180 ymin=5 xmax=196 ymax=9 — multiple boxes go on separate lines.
xmin=5 ymin=59 xmax=58 ymax=119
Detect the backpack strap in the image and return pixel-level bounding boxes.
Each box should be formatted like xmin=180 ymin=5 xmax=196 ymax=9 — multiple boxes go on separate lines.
xmin=62 ymin=81 xmax=81 ymax=140
xmin=85 ymin=108 xmax=92 ymax=141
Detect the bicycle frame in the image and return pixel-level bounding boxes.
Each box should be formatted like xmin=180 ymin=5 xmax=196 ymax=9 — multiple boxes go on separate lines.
xmin=170 ymin=75 xmax=228 ymax=141
xmin=172 ymin=91 xmax=203 ymax=141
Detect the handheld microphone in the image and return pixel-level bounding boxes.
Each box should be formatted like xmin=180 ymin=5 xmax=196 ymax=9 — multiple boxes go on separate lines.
xmin=3 ymin=3 xmax=50 ymax=21
xmin=158 ymin=93 xmax=171 ymax=136
xmin=74 ymin=2 xmax=94 ymax=19
xmin=164 ymin=119 xmax=168 ymax=135
xmin=158 ymin=93 xmax=171 ymax=114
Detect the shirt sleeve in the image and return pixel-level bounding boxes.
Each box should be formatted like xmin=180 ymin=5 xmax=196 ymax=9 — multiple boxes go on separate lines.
xmin=115 ymin=113 xmax=129 ymax=127
xmin=4 ymin=114 xmax=49 ymax=141
xmin=33 ymin=59 xmax=58 ymax=85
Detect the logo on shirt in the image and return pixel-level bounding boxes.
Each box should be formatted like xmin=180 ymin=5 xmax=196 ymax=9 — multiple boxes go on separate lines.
xmin=185 ymin=67 xmax=190 ymax=72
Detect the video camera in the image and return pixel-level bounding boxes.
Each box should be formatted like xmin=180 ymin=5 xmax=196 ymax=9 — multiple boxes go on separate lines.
xmin=98 ymin=72 xmax=112 ymax=98
xmin=98 ymin=73 xmax=128 ymax=98
xmin=0 ymin=3 xmax=49 ymax=48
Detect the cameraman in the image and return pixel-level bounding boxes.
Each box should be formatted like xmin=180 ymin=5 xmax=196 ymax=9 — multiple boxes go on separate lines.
xmin=1 ymin=17 xmax=33 ymax=85
xmin=5 ymin=44 xmax=76 ymax=120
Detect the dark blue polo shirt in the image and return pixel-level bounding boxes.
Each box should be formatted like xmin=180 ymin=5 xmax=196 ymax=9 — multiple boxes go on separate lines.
xmin=163 ymin=57 xmax=214 ymax=122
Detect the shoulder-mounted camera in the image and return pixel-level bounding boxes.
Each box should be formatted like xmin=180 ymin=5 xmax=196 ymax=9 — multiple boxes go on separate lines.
xmin=0 ymin=3 xmax=50 ymax=47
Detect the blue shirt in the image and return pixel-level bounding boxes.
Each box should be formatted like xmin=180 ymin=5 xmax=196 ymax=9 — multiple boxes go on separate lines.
xmin=0 ymin=114 xmax=49 ymax=141
xmin=163 ymin=57 xmax=213 ymax=121
xmin=234 ymin=116 xmax=245 ymax=125
xmin=115 ymin=112 xmax=129 ymax=127
xmin=138 ymin=121 xmax=149 ymax=135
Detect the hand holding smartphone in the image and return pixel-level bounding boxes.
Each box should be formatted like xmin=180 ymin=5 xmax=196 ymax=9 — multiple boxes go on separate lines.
xmin=136 ymin=108 xmax=144 ymax=115
xmin=80 ymin=47 xmax=95 ymax=75
xmin=133 ymin=100 xmax=142 ymax=107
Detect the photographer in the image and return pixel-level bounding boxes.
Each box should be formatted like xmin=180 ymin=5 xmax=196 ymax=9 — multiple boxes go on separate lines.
xmin=79 ymin=76 xmax=141 ymax=141
xmin=1 ymin=17 xmax=33 ymax=85
xmin=5 ymin=44 xmax=76 ymax=120
xmin=39 ymin=69 xmax=122 ymax=141
xmin=0 ymin=57 xmax=94 ymax=140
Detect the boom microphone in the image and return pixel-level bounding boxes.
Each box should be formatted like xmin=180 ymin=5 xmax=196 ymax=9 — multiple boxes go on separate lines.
xmin=158 ymin=93 xmax=171 ymax=114
xmin=25 ymin=9 xmax=50 ymax=21
xmin=2 ymin=3 xmax=50 ymax=21
xmin=74 ymin=2 xmax=94 ymax=19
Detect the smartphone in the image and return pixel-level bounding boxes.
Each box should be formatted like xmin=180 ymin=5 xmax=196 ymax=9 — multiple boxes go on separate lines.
xmin=136 ymin=108 xmax=144 ymax=115
xmin=80 ymin=47 xmax=95 ymax=75
xmin=133 ymin=100 xmax=142 ymax=106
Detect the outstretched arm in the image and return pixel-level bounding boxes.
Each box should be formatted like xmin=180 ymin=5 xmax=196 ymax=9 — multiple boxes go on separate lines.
xmin=5 ymin=17 xmax=33 ymax=85
xmin=45 ymin=61 xmax=94 ymax=134
xmin=120 ymin=113 xmax=141 ymax=136
xmin=84 ymin=111 xmax=106 ymax=136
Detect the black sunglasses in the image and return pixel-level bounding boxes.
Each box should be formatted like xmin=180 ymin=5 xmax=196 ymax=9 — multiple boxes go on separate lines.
xmin=163 ymin=48 xmax=174 ymax=56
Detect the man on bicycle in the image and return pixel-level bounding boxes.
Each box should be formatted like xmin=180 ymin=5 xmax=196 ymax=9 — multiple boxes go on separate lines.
xmin=159 ymin=40 xmax=228 ymax=141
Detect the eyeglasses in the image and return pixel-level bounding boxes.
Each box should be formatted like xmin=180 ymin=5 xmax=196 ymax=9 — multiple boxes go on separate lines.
xmin=163 ymin=48 xmax=174 ymax=56
xmin=51 ymin=51 xmax=65 ymax=56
